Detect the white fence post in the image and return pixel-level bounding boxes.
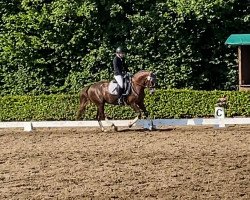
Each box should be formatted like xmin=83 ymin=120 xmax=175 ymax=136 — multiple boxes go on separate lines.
xmin=24 ymin=122 xmax=33 ymax=132
xmin=214 ymin=107 xmax=226 ymax=128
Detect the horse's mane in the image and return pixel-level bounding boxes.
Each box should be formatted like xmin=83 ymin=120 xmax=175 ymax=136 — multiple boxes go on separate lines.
xmin=133 ymin=70 xmax=151 ymax=78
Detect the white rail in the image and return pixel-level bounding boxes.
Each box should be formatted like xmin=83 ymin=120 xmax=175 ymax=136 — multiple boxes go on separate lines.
xmin=0 ymin=118 xmax=250 ymax=131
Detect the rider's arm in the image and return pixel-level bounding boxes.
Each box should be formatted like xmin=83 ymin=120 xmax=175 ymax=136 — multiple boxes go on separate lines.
xmin=123 ymin=58 xmax=128 ymax=73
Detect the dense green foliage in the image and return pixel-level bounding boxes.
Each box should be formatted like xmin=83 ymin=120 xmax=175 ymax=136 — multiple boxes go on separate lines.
xmin=0 ymin=0 xmax=250 ymax=95
xmin=0 ymin=90 xmax=249 ymax=121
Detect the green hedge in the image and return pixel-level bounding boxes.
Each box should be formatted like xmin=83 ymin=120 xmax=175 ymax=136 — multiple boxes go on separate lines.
xmin=0 ymin=90 xmax=250 ymax=121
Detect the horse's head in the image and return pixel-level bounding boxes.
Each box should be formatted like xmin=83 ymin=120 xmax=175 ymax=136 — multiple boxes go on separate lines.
xmin=133 ymin=70 xmax=157 ymax=95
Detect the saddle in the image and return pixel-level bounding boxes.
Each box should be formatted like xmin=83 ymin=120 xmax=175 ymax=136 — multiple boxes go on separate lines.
xmin=108 ymin=74 xmax=131 ymax=96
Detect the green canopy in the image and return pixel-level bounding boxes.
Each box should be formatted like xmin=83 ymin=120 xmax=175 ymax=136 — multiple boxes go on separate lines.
xmin=225 ymin=34 xmax=250 ymax=45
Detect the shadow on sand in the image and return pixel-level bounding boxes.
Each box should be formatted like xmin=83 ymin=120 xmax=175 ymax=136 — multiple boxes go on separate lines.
xmin=117 ymin=127 xmax=175 ymax=133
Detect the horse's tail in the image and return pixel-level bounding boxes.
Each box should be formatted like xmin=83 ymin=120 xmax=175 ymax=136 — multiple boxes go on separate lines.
xmin=76 ymin=85 xmax=91 ymax=120
xmin=80 ymin=85 xmax=91 ymax=101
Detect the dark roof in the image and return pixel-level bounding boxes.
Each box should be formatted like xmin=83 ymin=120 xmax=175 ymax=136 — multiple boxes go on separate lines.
xmin=225 ymin=34 xmax=250 ymax=46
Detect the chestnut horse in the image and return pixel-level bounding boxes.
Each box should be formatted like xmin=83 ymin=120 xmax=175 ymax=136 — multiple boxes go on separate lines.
xmin=76 ymin=70 xmax=157 ymax=131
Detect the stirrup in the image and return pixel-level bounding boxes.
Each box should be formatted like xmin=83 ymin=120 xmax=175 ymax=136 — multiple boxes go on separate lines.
xmin=117 ymin=97 xmax=124 ymax=105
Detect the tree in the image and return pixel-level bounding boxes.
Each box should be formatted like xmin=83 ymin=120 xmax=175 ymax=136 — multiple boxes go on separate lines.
xmin=0 ymin=0 xmax=249 ymax=95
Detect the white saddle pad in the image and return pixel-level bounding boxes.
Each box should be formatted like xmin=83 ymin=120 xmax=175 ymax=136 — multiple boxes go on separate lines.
xmin=108 ymin=81 xmax=119 ymax=95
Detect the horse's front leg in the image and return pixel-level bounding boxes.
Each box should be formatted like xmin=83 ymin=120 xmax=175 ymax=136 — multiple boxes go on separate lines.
xmin=139 ymin=102 xmax=155 ymax=130
xmin=128 ymin=103 xmax=142 ymax=128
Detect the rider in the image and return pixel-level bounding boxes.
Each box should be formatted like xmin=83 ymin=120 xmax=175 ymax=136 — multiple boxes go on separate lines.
xmin=113 ymin=46 xmax=128 ymax=105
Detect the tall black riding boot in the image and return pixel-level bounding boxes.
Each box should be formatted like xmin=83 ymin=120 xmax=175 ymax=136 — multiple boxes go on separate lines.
xmin=117 ymin=87 xmax=124 ymax=105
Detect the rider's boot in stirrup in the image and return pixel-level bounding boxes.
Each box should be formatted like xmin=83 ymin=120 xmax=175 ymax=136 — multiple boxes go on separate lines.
xmin=117 ymin=87 xmax=124 ymax=105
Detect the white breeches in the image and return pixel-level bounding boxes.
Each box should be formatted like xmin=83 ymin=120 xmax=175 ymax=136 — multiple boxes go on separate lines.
xmin=114 ymin=75 xmax=123 ymax=88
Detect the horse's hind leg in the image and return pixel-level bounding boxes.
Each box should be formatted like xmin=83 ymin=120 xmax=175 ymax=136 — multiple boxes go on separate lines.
xmin=105 ymin=117 xmax=117 ymax=131
xmin=97 ymin=103 xmax=117 ymax=132
xmin=76 ymin=95 xmax=89 ymax=120
xmin=97 ymin=104 xmax=106 ymax=132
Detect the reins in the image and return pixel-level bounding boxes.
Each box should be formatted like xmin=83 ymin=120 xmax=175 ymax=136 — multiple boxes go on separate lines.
xmin=133 ymin=80 xmax=147 ymax=88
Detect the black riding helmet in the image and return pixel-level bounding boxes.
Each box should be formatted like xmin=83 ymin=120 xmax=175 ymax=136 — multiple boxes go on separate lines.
xmin=116 ymin=46 xmax=125 ymax=54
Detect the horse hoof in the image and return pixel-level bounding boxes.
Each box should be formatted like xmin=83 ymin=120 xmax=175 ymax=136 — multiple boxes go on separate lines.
xmin=113 ymin=125 xmax=118 ymax=132
xmin=110 ymin=123 xmax=118 ymax=132
xmin=148 ymin=125 xmax=156 ymax=131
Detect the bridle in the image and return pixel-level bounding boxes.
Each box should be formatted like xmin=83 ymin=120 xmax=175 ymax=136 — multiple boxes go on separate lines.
xmin=132 ymin=74 xmax=156 ymax=88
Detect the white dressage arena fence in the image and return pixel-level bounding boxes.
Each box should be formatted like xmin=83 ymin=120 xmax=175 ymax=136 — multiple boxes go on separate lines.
xmin=0 ymin=118 xmax=250 ymax=132
xmin=0 ymin=106 xmax=248 ymax=131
